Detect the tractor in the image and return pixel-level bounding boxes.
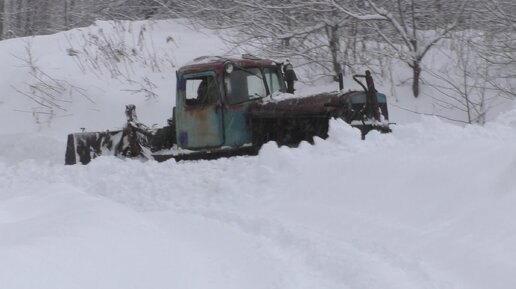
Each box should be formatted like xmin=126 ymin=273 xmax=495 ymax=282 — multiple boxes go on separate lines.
xmin=65 ymin=54 xmax=391 ymax=165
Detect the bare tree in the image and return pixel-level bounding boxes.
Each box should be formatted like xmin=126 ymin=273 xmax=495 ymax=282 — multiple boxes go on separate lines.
xmin=1 ymin=0 xmax=165 ymax=38
xmin=423 ymin=32 xmax=499 ymax=124
xmin=162 ymin=0 xmax=378 ymax=80
xmin=476 ymin=1 xmax=516 ymax=99
xmin=162 ymin=0 xmax=472 ymax=94
xmin=329 ymin=0 xmax=467 ymax=97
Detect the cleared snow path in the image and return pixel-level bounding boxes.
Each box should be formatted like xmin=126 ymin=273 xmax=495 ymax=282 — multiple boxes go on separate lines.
xmin=2 ymin=117 xmax=516 ymax=289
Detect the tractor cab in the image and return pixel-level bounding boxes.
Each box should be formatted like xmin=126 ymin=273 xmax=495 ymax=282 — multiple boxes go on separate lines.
xmin=174 ymin=55 xmax=286 ymax=150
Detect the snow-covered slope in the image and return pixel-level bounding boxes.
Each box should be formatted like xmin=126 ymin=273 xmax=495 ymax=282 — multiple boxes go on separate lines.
xmin=0 ymin=19 xmax=229 ymax=136
xmin=1 ymin=19 xmax=516 ymax=289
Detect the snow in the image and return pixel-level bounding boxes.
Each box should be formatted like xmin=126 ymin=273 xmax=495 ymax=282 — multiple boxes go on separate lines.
xmin=265 ymin=91 xmax=307 ymax=102
xmin=1 ymin=19 xmax=516 ymax=289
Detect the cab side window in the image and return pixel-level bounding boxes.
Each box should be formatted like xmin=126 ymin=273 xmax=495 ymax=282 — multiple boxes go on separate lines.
xmin=264 ymin=68 xmax=284 ymax=94
xmin=185 ymin=75 xmax=219 ymax=106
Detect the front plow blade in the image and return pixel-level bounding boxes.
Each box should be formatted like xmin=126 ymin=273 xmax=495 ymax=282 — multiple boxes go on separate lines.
xmin=65 ymin=130 xmax=124 ymax=165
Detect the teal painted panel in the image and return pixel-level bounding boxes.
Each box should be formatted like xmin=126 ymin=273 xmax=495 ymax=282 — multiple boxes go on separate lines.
xmin=223 ymin=103 xmax=252 ymax=147
xmin=377 ymin=93 xmax=387 ymax=103
xmin=351 ymin=93 xmax=387 ymax=104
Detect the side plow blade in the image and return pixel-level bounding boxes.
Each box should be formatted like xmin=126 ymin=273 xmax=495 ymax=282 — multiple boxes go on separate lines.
xmin=65 ymin=130 xmax=125 ymax=165
xmin=65 ymin=105 xmax=159 ymax=165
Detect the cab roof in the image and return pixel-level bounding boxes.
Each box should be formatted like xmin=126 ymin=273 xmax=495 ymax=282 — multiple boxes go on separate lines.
xmin=178 ymin=54 xmax=280 ymax=74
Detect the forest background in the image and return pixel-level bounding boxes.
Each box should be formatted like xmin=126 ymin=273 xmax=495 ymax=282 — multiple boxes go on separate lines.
xmin=2 ymin=0 xmax=516 ymax=124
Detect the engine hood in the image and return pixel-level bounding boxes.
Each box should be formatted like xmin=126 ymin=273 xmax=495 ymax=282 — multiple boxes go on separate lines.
xmin=248 ymin=90 xmax=370 ymax=119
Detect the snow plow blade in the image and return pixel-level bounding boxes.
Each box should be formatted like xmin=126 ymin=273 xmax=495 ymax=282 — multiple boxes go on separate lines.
xmin=65 ymin=130 xmax=125 ymax=165
xmin=65 ymin=104 xmax=158 ymax=165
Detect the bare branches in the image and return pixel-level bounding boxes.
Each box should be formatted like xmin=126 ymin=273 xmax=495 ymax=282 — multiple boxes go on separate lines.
xmin=328 ymin=0 xmax=468 ymax=97
xmin=13 ymin=41 xmax=92 ymax=127
xmin=328 ymin=0 xmax=387 ymax=21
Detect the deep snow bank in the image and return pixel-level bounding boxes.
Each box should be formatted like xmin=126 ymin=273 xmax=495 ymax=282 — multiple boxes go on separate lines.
xmin=1 ymin=112 xmax=516 ymax=289
xmin=0 ymin=185 xmax=235 ymax=289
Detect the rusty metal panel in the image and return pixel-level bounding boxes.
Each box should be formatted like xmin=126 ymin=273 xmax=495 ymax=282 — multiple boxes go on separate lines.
xmin=175 ymin=71 xmax=224 ymax=149
xmin=248 ymin=92 xmax=344 ymax=118
xmin=177 ymin=105 xmax=224 ymax=149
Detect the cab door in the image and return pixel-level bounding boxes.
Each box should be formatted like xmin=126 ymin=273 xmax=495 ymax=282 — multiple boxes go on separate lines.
xmin=175 ymin=72 xmax=224 ymax=149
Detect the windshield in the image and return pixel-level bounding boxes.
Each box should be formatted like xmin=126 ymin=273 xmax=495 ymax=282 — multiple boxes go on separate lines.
xmin=263 ymin=67 xmax=283 ymax=95
xmin=225 ymin=67 xmax=285 ymax=104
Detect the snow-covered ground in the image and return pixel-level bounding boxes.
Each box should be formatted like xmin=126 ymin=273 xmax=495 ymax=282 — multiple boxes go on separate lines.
xmin=1 ymin=19 xmax=516 ymax=289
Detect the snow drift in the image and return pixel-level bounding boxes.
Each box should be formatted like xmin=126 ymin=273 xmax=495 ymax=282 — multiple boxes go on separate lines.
xmin=0 ymin=19 xmax=515 ymax=289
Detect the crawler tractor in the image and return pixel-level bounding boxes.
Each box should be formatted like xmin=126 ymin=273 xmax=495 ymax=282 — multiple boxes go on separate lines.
xmin=65 ymin=54 xmax=391 ymax=165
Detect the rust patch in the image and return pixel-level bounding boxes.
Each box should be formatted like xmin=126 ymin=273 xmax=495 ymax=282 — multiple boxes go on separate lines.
xmin=185 ymin=105 xmax=213 ymax=122
xmin=249 ymin=92 xmax=348 ymax=118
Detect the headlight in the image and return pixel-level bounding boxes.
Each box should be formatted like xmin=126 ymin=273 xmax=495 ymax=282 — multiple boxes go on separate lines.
xmin=224 ymin=61 xmax=234 ymax=74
